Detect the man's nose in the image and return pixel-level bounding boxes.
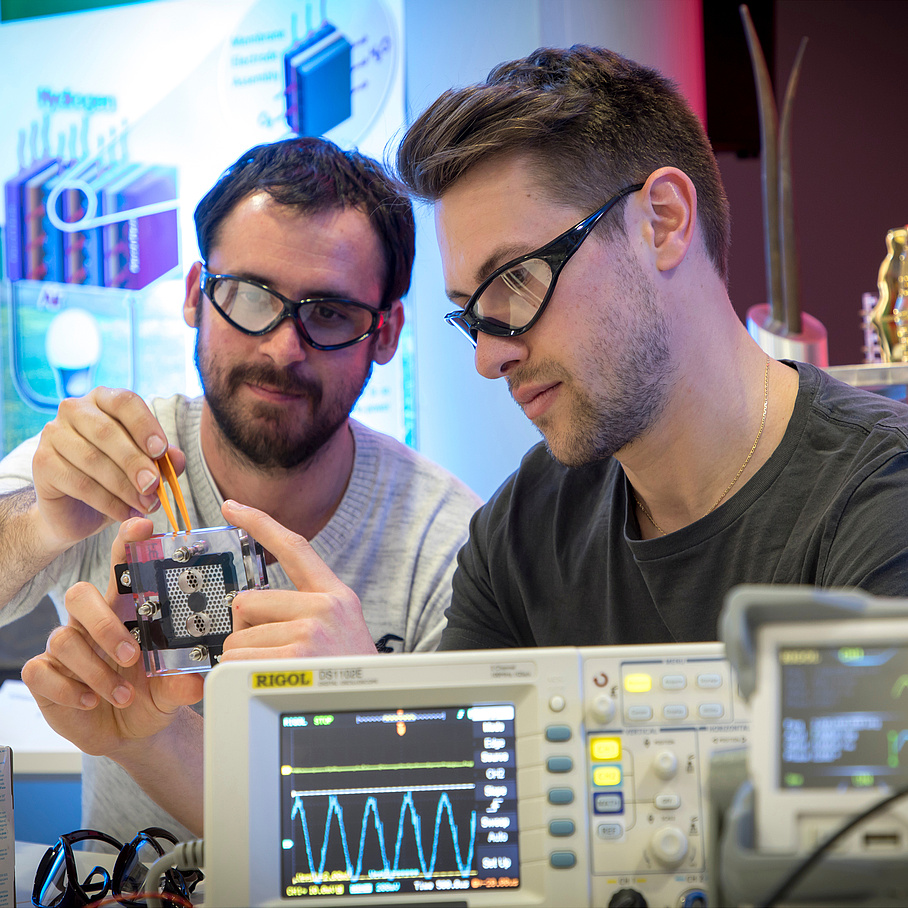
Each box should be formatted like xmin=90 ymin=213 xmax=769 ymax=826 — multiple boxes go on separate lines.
xmin=259 ymin=315 xmax=309 ymax=364
xmin=474 ymin=332 xmax=527 ymax=379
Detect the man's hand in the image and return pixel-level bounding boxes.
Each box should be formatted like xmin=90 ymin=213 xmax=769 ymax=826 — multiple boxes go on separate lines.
xmin=221 ymin=499 xmax=379 ymax=660
xmin=20 ymin=517 xmax=203 ymax=761
xmin=31 ymin=387 xmax=186 ymax=552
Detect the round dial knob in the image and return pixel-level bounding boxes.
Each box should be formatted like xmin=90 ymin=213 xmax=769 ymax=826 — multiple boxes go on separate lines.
xmin=653 ymin=750 xmax=678 ymax=780
xmin=589 ymin=693 xmax=616 ymax=725
xmin=608 ymin=887 xmax=648 ymax=907
xmin=650 ymin=825 xmax=688 ymax=868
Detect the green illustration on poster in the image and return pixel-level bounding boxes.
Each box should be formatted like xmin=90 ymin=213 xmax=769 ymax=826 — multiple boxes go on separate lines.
xmin=0 ymin=0 xmax=412 ymax=458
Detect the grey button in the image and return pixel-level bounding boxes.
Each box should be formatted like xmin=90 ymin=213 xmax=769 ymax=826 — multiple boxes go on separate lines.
xmin=597 ymin=823 xmax=623 ymax=840
xmin=662 ymin=674 xmax=687 ymax=690
xmin=697 ymin=672 xmax=722 ymax=689
xmin=594 ymin=793 xmax=623 ymax=813
xmin=663 ymin=704 xmax=688 ymax=720
xmin=655 ymin=793 xmax=681 ymax=810
xmin=699 ymin=702 xmax=724 ymax=719
xmin=626 ymin=705 xmax=653 ymax=721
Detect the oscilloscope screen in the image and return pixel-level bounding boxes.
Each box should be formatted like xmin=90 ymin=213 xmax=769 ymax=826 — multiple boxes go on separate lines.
xmin=279 ymin=703 xmax=520 ymax=900
xmin=779 ymin=643 xmax=908 ymax=790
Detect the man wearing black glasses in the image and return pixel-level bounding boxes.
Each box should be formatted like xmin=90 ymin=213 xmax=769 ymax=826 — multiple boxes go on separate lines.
xmin=395 ymin=44 xmax=908 ymax=649
xmin=4 ymin=138 xmax=480 ymax=842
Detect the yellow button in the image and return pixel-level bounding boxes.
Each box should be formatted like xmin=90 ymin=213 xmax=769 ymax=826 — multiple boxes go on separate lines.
xmin=593 ymin=765 xmax=622 ymax=787
xmin=624 ymin=673 xmax=652 ymax=693
xmin=590 ymin=737 xmax=621 ymax=761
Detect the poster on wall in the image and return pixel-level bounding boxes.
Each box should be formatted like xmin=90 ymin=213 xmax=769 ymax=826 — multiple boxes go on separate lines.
xmin=0 ymin=0 xmax=412 ymax=458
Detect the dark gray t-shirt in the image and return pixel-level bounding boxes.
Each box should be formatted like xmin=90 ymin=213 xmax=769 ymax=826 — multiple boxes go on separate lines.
xmin=440 ymin=361 xmax=908 ymax=649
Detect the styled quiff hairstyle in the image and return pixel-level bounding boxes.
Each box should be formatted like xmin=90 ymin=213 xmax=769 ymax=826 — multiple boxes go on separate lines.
xmin=397 ymin=45 xmax=730 ymax=281
xmin=195 ymin=136 xmax=415 ymax=306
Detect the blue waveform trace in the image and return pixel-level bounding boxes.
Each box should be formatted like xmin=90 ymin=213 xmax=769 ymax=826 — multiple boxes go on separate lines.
xmin=291 ymin=790 xmax=477 ymax=884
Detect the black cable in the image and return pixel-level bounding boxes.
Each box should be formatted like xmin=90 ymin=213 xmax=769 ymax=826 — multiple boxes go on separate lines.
xmin=759 ymin=782 xmax=908 ymax=908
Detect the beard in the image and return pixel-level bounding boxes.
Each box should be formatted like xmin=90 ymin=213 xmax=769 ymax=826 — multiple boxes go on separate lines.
xmin=508 ymin=246 xmax=675 ymax=468
xmin=194 ymin=335 xmax=373 ymax=472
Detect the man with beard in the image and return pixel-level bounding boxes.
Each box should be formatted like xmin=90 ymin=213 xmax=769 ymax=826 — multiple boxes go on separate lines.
xmin=393 ymin=44 xmax=908 ymax=649
xmin=0 ymin=137 xmax=481 ymax=841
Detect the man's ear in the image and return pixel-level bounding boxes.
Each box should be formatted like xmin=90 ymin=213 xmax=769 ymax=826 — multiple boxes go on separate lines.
xmin=639 ymin=167 xmax=697 ymax=272
xmin=183 ymin=261 xmax=204 ymax=328
xmin=371 ymin=298 xmax=405 ymax=365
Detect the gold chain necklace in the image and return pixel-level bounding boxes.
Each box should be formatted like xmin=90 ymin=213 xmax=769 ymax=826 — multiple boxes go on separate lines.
xmin=634 ymin=358 xmax=770 ymax=537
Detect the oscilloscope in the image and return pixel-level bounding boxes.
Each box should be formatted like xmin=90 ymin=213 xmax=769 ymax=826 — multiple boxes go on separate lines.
xmin=715 ymin=585 xmax=908 ymax=907
xmin=202 ymin=644 xmax=750 ymax=907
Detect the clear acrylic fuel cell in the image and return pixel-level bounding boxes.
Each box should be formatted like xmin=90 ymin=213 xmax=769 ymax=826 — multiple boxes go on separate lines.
xmin=121 ymin=525 xmax=268 ymax=676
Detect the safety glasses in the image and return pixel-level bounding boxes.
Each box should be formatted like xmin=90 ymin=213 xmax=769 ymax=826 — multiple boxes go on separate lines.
xmin=33 ymin=829 xmax=122 ymax=908
xmin=32 ymin=827 xmax=201 ymax=908
xmin=444 ymin=182 xmax=644 ymax=346
xmin=200 ymin=266 xmax=386 ymax=350
xmin=111 ymin=826 xmax=201 ymax=906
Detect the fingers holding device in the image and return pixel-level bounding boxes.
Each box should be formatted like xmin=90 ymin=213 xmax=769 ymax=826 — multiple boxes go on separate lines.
xmin=21 ymin=518 xmax=204 ymax=759
xmin=31 ymin=387 xmax=187 ymax=550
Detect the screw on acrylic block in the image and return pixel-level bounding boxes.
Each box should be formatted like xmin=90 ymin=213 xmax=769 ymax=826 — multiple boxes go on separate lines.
xmin=118 ymin=569 xmax=131 ymax=588
xmin=189 ymin=645 xmax=209 ymax=662
xmin=172 ymin=541 xmax=211 ymax=563
xmin=137 ymin=599 xmax=159 ymax=617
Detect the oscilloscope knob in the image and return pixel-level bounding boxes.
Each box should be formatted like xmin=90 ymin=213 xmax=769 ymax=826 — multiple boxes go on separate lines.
xmin=589 ymin=693 xmax=616 ymax=726
xmin=607 ymin=887 xmax=648 ymax=907
xmin=649 ymin=825 xmax=688 ymax=868
xmin=653 ymin=750 xmax=679 ymax=780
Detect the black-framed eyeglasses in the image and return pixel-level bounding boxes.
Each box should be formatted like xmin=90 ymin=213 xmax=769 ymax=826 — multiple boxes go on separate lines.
xmin=444 ymin=182 xmax=645 ymax=347
xmin=112 ymin=826 xmax=202 ymax=906
xmin=33 ymin=827 xmax=202 ymax=908
xmin=200 ymin=266 xmax=387 ymax=351
xmin=33 ymin=829 xmax=122 ymax=908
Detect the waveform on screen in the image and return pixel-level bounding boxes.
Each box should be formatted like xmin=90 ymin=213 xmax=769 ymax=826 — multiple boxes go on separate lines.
xmin=290 ymin=790 xmax=477 ymax=883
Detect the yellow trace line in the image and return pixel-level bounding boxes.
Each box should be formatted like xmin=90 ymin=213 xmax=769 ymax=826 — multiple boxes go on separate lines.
xmin=289 ymin=760 xmax=475 ymax=774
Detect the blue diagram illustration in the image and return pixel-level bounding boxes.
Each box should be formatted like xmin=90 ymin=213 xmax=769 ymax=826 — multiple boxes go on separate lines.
xmin=0 ymin=0 xmax=406 ymax=455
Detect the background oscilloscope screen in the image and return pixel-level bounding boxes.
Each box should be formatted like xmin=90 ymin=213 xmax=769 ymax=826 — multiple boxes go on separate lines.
xmin=278 ymin=704 xmax=520 ymax=899
xmin=779 ymin=643 xmax=908 ymax=790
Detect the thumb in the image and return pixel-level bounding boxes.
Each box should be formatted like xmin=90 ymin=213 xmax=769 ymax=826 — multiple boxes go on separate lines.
xmin=156 ymin=672 xmax=205 ymax=712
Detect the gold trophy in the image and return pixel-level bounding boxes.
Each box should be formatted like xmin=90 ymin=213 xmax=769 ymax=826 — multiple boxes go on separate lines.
xmin=871 ymin=227 xmax=908 ymax=362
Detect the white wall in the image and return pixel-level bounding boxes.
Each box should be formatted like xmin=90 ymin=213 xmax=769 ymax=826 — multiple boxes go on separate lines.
xmin=402 ymin=0 xmax=704 ymax=501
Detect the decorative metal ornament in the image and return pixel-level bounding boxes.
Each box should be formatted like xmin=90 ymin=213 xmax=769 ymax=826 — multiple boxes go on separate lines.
xmin=740 ymin=3 xmax=829 ymax=366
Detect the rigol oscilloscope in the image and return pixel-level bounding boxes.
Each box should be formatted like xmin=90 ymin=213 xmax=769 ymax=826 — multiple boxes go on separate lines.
xmin=202 ymin=645 xmax=751 ymax=906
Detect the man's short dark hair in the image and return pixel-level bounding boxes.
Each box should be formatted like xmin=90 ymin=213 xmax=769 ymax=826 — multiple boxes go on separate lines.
xmin=196 ymin=136 xmax=416 ymax=305
xmin=396 ymin=45 xmax=730 ymax=282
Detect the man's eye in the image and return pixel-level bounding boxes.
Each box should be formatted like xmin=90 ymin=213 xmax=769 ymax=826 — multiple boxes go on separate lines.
xmin=498 ymin=259 xmax=550 ymax=308
xmin=503 ymin=265 xmax=533 ymax=289
xmin=237 ymin=286 xmax=273 ymax=308
xmin=311 ymin=304 xmax=351 ymax=324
